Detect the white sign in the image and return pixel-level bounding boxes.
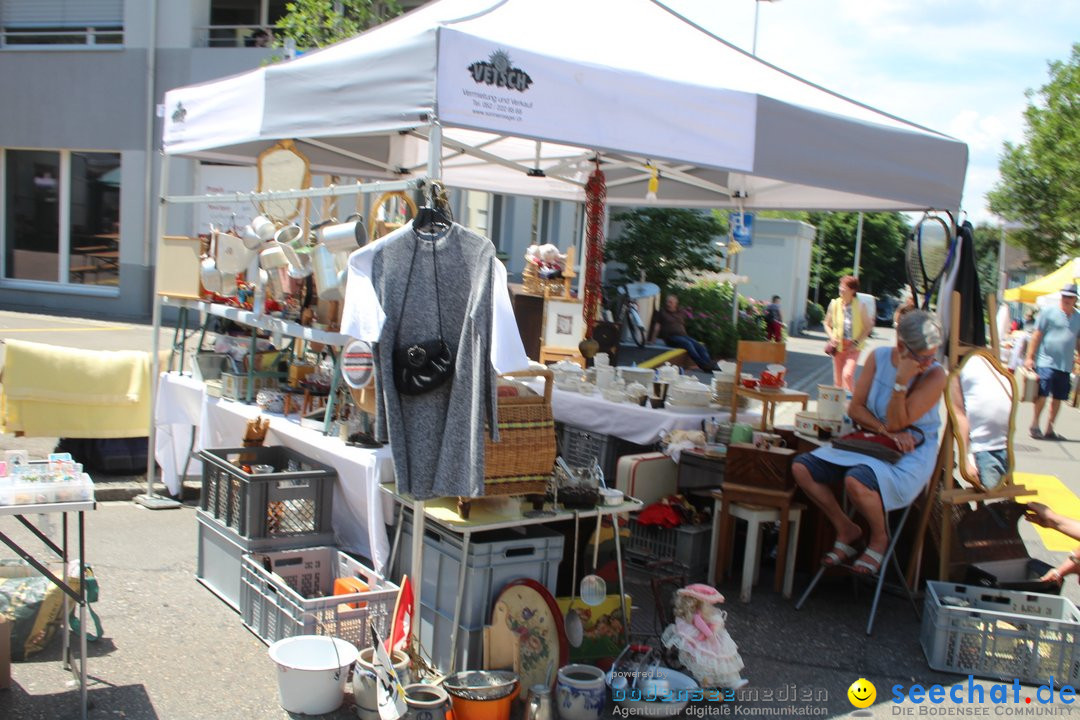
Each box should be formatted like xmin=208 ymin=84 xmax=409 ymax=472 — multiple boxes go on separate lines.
xmin=195 ymin=165 xmax=258 ymax=236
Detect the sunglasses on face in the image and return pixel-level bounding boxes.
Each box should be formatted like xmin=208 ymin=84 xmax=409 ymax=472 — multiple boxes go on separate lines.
xmin=903 ymin=343 xmax=936 ymax=364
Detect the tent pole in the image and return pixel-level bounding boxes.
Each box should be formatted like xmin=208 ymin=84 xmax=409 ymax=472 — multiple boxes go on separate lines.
xmin=408 ymin=120 xmax=444 ymax=651
xmin=137 ymin=152 xmax=180 ymax=510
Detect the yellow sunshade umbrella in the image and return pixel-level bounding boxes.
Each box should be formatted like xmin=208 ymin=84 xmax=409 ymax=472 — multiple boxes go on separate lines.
xmin=1003 ymin=258 xmax=1080 ymax=304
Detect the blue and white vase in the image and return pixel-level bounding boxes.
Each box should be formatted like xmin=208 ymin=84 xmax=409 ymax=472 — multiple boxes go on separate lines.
xmin=556 ymin=664 xmax=606 ymax=720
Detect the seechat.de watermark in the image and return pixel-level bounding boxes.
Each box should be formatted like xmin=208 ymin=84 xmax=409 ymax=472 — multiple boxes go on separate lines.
xmin=890 ymin=676 xmax=1077 ymax=715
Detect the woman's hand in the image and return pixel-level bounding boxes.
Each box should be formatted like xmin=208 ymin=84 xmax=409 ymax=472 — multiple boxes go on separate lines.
xmin=1024 ymin=502 xmax=1056 ymax=529
xmin=890 ymin=430 xmax=918 ymax=453
xmin=895 ymin=353 xmax=923 ymax=386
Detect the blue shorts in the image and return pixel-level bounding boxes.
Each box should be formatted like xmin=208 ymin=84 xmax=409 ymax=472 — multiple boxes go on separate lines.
xmin=792 ymin=452 xmax=880 ymax=493
xmin=1036 ymin=367 xmax=1071 ymax=400
xmin=973 ymin=449 xmax=1008 ymax=490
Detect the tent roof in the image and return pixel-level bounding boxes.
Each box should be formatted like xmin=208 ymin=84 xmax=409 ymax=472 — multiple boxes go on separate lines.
xmin=1003 ymin=259 xmax=1080 ymax=304
xmin=162 ymin=0 xmax=968 ymax=211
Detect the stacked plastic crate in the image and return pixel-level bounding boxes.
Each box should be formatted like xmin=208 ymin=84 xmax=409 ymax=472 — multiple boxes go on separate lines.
xmin=393 ymin=508 xmax=563 ymax=672
xmin=195 ymin=445 xmax=338 ymax=610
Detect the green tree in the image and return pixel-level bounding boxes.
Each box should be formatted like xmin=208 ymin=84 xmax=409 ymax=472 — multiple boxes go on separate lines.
xmin=988 ymin=43 xmax=1080 ymax=268
xmin=275 ymin=0 xmax=401 ymax=50
xmin=971 ymin=222 xmax=1001 ymax=302
xmin=806 ymin=211 xmax=909 ymax=301
xmin=604 ymin=208 xmax=724 ymax=293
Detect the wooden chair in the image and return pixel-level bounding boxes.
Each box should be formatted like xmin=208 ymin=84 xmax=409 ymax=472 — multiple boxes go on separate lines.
xmin=729 ymin=340 xmax=809 ymax=429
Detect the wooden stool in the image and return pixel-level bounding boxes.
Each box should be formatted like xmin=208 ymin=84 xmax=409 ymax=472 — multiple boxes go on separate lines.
xmin=709 ymin=494 xmax=804 ymax=601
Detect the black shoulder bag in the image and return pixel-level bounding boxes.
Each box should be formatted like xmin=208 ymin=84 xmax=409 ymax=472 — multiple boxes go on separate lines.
xmin=392 ymin=231 xmax=455 ymax=395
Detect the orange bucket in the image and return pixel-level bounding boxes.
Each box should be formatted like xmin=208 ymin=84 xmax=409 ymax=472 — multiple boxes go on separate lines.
xmin=446 ymin=683 xmax=519 ymax=720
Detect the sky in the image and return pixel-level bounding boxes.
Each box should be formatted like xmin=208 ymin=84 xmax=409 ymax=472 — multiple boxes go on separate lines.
xmin=663 ymin=0 xmax=1079 ymax=225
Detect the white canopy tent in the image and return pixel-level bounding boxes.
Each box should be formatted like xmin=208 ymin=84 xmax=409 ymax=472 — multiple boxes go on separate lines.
xmin=161 ymin=0 xmax=968 ymax=212
xmin=152 ymin=0 xmax=971 ymax=614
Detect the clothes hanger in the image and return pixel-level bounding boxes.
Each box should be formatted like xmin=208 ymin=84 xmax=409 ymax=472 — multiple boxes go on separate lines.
xmin=412 ymin=181 xmax=453 ymax=235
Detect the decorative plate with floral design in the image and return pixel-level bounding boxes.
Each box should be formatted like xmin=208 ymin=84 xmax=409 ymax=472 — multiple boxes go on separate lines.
xmin=493 ymin=578 xmax=568 ymax=691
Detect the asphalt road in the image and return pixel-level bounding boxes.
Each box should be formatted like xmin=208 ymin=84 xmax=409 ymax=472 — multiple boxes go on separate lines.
xmin=0 ymin=310 xmax=1078 ymax=719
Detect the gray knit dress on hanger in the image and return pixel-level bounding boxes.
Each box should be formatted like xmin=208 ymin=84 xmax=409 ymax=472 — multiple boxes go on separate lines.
xmin=367 ymin=223 xmax=499 ymax=500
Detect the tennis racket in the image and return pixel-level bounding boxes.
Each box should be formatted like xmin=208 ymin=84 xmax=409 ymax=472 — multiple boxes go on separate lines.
xmin=909 ymin=213 xmax=953 ymax=310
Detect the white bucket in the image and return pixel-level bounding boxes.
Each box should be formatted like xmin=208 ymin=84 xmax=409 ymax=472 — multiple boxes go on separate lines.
xmin=268 ymin=635 xmax=359 ymax=715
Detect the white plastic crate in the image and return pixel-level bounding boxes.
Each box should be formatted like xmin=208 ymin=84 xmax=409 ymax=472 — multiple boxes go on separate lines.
xmin=240 ymin=546 xmax=398 ymax=649
xmin=921 ymin=581 xmax=1080 ymax=685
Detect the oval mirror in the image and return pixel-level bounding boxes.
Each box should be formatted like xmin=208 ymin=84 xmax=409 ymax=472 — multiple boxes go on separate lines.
xmin=257 ymin=140 xmax=310 ymax=221
xmin=945 ymin=347 xmax=1016 ymax=491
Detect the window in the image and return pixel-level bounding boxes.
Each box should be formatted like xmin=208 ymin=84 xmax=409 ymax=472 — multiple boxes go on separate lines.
xmin=207 ymin=0 xmax=289 ymax=48
xmin=3 ymin=149 xmax=121 ymax=287
xmin=0 ymin=0 xmax=124 ymax=47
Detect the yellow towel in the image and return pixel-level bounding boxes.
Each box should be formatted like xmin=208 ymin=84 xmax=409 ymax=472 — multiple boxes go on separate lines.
xmin=1 ymin=339 xmax=152 ymax=438
xmin=3 ymin=339 xmax=147 ymax=404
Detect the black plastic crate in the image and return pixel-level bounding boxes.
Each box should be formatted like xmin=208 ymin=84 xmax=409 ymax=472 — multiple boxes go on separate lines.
xmin=624 ymin=518 xmax=711 ymax=580
xmin=557 ymin=423 xmax=651 ymax=482
xmin=199 ymin=446 xmax=335 ymax=541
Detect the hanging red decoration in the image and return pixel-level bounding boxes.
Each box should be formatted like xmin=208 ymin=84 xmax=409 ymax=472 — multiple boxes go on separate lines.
xmin=583 ymin=161 xmax=606 ymax=336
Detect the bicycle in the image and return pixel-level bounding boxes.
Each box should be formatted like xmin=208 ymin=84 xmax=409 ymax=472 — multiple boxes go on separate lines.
xmin=604 ymin=282 xmax=657 ymax=348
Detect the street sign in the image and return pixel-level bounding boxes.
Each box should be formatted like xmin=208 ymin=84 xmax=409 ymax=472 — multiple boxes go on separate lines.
xmin=729 ymin=211 xmax=754 ymax=247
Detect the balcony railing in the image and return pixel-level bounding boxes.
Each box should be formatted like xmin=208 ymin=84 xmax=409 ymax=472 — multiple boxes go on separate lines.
xmin=195 ymin=25 xmax=277 ymax=49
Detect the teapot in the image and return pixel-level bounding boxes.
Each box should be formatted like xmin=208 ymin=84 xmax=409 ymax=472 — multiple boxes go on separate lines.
xmin=657 ymin=362 xmax=681 ymax=384
xmin=551 ymin=360 xmax=585 ymax=388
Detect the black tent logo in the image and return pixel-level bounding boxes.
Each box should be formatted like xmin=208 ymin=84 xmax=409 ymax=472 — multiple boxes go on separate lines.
xmin=171 ymin=102 xmax=187 ymax=124
xmin=467 ymin=50 xmax=533 ymax=93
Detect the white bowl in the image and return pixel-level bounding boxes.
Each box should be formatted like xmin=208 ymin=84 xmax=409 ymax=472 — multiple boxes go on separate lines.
xmin=598 ymin=487 xmax=624 ymax=506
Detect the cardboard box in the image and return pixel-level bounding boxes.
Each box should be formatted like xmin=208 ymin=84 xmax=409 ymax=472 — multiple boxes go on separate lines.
xmin=0 ymin=615 xmax=11 ymax=690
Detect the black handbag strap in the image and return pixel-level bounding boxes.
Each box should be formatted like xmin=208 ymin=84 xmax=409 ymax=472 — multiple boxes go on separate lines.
xmin=392 ymin=226 xmax=446 ymax=350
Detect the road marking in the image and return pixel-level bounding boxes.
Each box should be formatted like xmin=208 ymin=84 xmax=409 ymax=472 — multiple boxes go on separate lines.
xmin=0 ymin=326 xmax=135 ymax=333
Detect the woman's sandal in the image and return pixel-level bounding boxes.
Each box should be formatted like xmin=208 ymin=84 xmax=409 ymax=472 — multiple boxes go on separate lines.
xmin=822 ymin=540 xmax=861 ymax=567
xmin=852 ymin=548 xmax=885 ymax=577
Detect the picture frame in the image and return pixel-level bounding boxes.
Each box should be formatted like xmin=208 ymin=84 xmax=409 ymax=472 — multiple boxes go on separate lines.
xmin=541 ymin=297 xmax=584 ymax=349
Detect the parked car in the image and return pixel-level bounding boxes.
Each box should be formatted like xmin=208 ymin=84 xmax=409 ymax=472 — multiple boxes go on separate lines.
xmin=875 ymin=296 xmax=900 ymax=326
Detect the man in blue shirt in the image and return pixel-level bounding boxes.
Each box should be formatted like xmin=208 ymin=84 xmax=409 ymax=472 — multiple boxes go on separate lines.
xmin=1025 ymin=282 xmax=1080 ymax=440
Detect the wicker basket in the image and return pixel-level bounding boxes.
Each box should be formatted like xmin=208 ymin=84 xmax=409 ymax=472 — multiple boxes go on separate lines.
xmin=483 ymin=369 xmax=557 ymax=496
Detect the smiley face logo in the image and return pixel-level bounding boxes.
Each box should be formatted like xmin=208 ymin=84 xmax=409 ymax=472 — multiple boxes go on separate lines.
xmin=847 ymin=678 xmax=876 ymax=708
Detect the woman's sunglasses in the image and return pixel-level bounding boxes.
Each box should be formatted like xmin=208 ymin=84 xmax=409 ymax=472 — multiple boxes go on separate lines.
xmin=903 ymin=342 xmax=936 ymax=365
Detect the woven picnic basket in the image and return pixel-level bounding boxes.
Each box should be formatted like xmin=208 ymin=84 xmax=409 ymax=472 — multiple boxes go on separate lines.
xmin=483 ymin=368 xmax=557 ymax=496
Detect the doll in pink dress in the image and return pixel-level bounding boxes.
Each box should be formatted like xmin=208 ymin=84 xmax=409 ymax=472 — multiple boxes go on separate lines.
xmin=661 ymin=583 xmax=748 ymax=689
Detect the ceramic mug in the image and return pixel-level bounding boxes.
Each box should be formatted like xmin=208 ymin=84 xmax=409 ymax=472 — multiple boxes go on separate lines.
xmin=251 ymin=214 xmax=276 ymax=241
xmin=556 ymin=665 xmax=605 ymax=720
xmin=317 ymin=215 xmax=365 ymax=252
xmin=260 ymin=243 xmax=289 ymax=269
xmin=730 ymin=422 xmax=754 ymax=445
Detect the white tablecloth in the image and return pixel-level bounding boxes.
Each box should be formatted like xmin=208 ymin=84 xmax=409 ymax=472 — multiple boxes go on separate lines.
xmin=550 ymin=387 xmax=730 ymax=444
xmin=154 ymin=372 xmax=395 ymax=570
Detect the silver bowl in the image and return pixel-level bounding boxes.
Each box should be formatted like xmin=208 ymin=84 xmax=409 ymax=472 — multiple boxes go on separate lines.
xmin=441 ymin=671 xmax=519 ymax=701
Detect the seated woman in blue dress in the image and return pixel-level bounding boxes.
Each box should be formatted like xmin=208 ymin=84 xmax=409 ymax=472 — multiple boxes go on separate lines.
xmin=791 ymin=310 xmax=946 ymax=575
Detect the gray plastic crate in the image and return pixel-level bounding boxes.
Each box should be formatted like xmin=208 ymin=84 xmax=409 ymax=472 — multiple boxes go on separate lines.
xmin=394 ymin=512 xmax=563 ymax=629
xmin=199 ymin=446 xmax=335 ymax=541
xmin=416 ymin=602 xmax=486 ymax=674
xmin=624 ymin=519 xmax=711 ymax=580
xmin=240 ymin=546 xmax=397 ymax=649
xmin=921 ymin=581 xmax=1080 ymax=685
xmin=195 ymin=510 xmax=333 ymax=611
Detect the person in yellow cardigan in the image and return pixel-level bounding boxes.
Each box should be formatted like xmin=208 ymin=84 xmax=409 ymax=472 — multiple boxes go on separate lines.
xmin=824 ymin=275 xmax=872 ymax=392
